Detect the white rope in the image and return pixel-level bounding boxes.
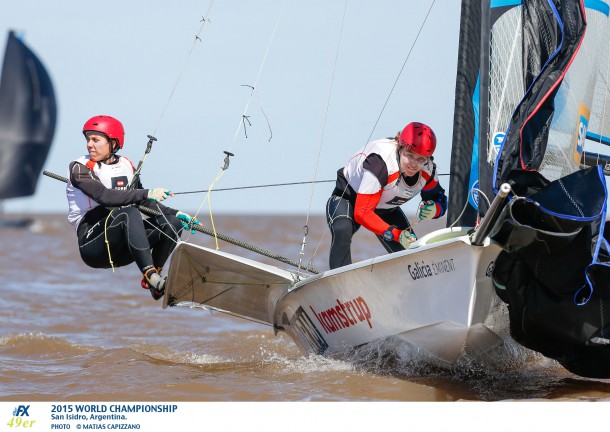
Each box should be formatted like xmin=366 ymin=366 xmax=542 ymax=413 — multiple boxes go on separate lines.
xmin=225 ymin=1 xmax=287 ymax=154
xmin=299 ymin=0 xmax=348 ymax=272
xmin=448 ymin=187 xmax=492 ymax=228
xmin=592 ymin=34 xmax=610 ymax=166
xmin=121 ymin=3 xmax=215 ymax=247
xmin=309 ymin=0 xmax=438 ymax=266
xmin=151 ymin=1 xmax=215 ymax=137
xmin=193 ymin=1 xmax=288 ymax=250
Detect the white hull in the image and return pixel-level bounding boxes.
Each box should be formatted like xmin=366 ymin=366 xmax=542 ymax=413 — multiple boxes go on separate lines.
xmin=165 ymin=227 xmax=502 ymax=364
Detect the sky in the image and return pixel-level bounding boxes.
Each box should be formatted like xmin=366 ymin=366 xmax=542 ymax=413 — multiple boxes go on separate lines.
xmin=2 ymin=0 xmax=461 ymax=215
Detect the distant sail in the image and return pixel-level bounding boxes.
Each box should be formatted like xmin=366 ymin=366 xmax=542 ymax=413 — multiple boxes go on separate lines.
xmin=0 ymin=31 xmax=57 ymax=199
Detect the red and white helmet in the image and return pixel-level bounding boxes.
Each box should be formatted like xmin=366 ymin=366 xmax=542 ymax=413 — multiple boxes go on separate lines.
xmin=83 ymin=115 xmax=125 ymax=150
xmin=398 ymin=122 xmax=436 ymax=157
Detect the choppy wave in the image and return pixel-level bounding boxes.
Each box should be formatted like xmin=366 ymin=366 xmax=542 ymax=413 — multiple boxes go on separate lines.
xmin=0 ymin=332 xmax=96 ymax=358
xmin=2 ymin=214 xmax=610 ymax=402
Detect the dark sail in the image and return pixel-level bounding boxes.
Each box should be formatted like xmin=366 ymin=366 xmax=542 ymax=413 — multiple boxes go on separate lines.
xmin=0 ymin=31 xmax=57 ymax=199
xmin=450 ymin=0 xmax=610 ymax=378
xmin=487 ymin=1 xmax=610 ymax=378
xmin=447 ymin=0 xmax=481 ymax=226
xmin=448 ymin=0 xmax=524 ymax=226
xmin=493 ymin=0 xmax=586 ymax=189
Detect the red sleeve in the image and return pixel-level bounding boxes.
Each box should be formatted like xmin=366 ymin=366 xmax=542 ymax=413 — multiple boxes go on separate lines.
xmin=354 ymin=192 xmax=397 ymax=238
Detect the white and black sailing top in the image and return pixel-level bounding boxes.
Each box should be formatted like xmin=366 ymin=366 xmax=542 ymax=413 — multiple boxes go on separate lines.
xmin=66 ymin=155 xmax=177 ymax=232
xmin=332 ymin=138 xmax=447 ymax=237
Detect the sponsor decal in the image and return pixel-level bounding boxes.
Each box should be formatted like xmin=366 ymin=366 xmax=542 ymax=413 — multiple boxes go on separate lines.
xmin=385 ymin=196 xmax=409 ymax=205
xmin=111 ymin=175 xmax=129 ymax=190
xmin=290 ymin=306 xmax=329 ymax=354
xmin=408 ymin=258 xmax=456 ymax=280
xmin=575 ymin=103 xmax=590 ymax=163
xmin=486 ymin=261 xmax=495 ymax=278
xmin=309 ymin=296 xmax=372 ymax=334
xmin=492 ymin=132 xmax=505 ymax=156
xmin=469 ymin=179 xmax=480 ymax=208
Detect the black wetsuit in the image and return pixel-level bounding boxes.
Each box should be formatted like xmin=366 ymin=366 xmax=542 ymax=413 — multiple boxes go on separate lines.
xmin=68 ymin=160 xmax=183 ymax=273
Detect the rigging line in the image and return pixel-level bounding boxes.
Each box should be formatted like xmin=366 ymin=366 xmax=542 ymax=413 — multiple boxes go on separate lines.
xmin=491 ymin=10 xmax=522 ymax=160
xmin=300 ymin=0 xmax=348 ymax=271
xmin=241 ymin=85 xmax=274 ymax=142
xmin=318 ymin=0 xmax=436 ymax=231
xmin=226 ymin=1 xmax=287 ymax=153
xmin=592 ymin=36 xmax=610 ymax=166
xmin=312 ymin=0 xmax=438 ymax=263
xmin=363 ymin=0 xmax=436 ymax=145
xmin=172 ymin=179 xmax=335 ymax=195
xmin=151 ymin=1 xmax=215 ymax=138
xmin=447 ymin=187 xmax=491 ymax=228
xmin=198 ymin=2 xmax=287 ymax=249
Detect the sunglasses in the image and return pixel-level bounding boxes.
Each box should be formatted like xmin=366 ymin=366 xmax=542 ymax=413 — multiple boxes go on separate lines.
xmin=402 ymin=150 xmax=427 ymax=165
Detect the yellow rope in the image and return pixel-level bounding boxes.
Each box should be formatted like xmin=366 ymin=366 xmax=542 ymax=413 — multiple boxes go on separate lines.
xmin=190 ymin=168 xmax=226 ymax=250
xmin=103 ymin=208 xmax=117 ymax=272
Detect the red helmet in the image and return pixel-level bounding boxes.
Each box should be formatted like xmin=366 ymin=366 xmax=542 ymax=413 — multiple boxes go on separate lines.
xmin=398 ymin=122 xmax=436 ymax=157
xmin=83 ymin=115 xmax=125 ymax=149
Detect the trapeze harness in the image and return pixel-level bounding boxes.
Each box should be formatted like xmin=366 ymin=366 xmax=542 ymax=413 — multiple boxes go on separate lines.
xmin=66 ymin=155 xmax=183 ymax=273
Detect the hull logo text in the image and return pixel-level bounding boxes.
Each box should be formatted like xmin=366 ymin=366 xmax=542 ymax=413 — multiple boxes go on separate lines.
xmin=310 ymin=297 xmax=372 ymax=334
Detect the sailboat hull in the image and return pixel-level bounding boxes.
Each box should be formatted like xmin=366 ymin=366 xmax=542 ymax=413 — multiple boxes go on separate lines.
xmin=274 ymin=228 xmax=501 ymax=362
xmin=165 ymin=228 xmax=502 ymax=364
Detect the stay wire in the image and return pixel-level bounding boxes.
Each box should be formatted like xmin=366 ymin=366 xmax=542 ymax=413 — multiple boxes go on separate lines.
xmin=300 ymin=0 xmax=348 ymax=272
xmin=225 ymin=1 xmax=286 ymax=154
xmin=98 ymin=4 xmax=215 ymax=269
xmin=172 ymin=179 xmax=335 ymax=195
xmin=362 ymin=0 xmax=436 ymax=146
xmin=310 ymin=0 xmax=437 ymax=261
xmin=590 ymin=36 xmax=610 ymax=167
xmin=151 ymin=1 xmax=215 ymax=138
xmin=195 ymin=1 xmax=287 ymax=250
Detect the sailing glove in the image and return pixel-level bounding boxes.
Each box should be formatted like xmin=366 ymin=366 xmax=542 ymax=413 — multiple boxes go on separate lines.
xmin=176 ymin=211 xmax=201 ymax=234
xmin=147 ymin=188 xmax=172 ymax=202
xmin=417 ymin=200 xmax=437 ymax=220
xmin=399 ymin=230 xmax=417 ymax=248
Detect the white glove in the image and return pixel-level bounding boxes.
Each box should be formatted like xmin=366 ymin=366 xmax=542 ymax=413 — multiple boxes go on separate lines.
xmin=399 ymin=230 xmax=417 ymax=248
xmin=418 ymin=200 xmax=437 ymax=220
xmin=147 ymin=188 xmax=172 ymax=202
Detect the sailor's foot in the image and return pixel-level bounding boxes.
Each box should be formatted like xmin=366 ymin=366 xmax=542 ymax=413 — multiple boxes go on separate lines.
xmin=141 ymin=269 xmax=166 ymax=301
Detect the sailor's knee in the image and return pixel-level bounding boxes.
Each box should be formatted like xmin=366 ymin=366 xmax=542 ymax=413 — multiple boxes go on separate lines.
xmin=164 ymin=215 xmax=184 ymax=236
xmin=331 ymin=217 xmax=353 ymax=237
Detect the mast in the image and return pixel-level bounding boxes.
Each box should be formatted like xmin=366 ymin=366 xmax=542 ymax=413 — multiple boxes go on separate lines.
xmin=447 ymin=0 xmax=481 ymax=226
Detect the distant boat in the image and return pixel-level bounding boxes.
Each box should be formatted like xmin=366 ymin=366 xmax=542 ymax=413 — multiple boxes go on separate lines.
xmin=0 ymin=30 xmax=57 ymax=228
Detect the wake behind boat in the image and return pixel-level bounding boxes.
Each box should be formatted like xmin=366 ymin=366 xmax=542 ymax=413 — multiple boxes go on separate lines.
xmin=164 ymin=0 xmax=610 ymax=379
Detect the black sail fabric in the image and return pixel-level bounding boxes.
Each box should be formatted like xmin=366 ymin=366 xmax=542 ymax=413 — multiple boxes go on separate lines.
xmin=491 ymin=167 xmax=610 ymax=378
xmin=0 ymin=31 xmax=57 ymax=199
xmin=493 ymin=0 xmax=586 ymax=190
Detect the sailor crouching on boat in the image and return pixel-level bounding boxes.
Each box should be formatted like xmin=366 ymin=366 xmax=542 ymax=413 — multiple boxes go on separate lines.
xmin=65 ymin=115 xmax=201 ymax=300
xmin=326 ymin=122 xmax=447 ymax=269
